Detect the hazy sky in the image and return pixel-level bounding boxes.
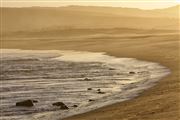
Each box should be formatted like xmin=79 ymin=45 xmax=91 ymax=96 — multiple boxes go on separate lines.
xmin=1 ymin=0 xmax=180 ymax=9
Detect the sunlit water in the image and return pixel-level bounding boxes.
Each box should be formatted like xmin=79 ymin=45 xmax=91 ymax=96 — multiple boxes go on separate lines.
xmin=0 ymin=49 xmax=170 ymax=120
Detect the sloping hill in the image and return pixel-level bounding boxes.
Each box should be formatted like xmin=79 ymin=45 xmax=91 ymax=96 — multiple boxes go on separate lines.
xmin=1 ymin=6 xmax=179 ymax=32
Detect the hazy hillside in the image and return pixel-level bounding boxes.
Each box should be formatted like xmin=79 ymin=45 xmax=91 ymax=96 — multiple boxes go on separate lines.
xmin=1 ymin=5 xmax=179 ymax=33
xmin=60 ymin=5 xmax=179 ymax=18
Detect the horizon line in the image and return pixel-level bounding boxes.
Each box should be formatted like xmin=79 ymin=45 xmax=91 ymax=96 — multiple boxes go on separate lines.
xmin=2 ymin=1 xmax=180 ymax=10
xmin=1 ymin=4 xmax=179 ymax=10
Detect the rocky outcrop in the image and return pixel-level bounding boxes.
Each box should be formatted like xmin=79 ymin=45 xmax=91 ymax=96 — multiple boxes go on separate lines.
xmin=52 ymin=102 xmax=69 ymax=110
xmin=16 ymin=100 xmax=34 ymax=107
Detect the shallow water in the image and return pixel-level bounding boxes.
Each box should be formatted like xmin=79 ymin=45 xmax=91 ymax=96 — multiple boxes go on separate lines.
xmin=0 ymin=49 xmax=170 ymax=120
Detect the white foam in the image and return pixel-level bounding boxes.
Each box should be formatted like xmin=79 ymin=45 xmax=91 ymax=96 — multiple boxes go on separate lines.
xmin=0 ymin=49 xmax=170 ymax=120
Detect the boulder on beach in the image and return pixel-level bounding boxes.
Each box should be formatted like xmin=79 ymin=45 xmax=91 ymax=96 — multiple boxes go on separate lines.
xmin=109 ymin=68 xmax=115 ymax=70
xmin=97 ymin=89 xmax=101 ymax=92
xmin=52 ymin=102 xmax=69 ymax=110
xmin=32 ymin=100 xmax=38 ymax=103
xmin=72 ymin=105 xmax=78 ymax=107
xmin=87 ymin=88 xmax=92 ymax=90
xmin=16 ymin=100 xmax=34 ymax=107
xmin=98 ymin=91 xmax=105 ymax=94
xmin=129 ymin=71 xmax=136 ymax=74
xmin=84 ymin=78 xmax=92 ymax=81
xmin=89 ymin=99 xmax=95 ymax=102
xmin=97 ymin=89 xmax=105 ymax=94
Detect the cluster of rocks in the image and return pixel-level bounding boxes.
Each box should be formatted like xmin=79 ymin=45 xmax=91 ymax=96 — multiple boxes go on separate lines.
xmin=86 ymin=71 xmax=136 ymax=102
xmin=15 ymin=99 xmax=77 ymax=110
xmin=87 ymin=88 xmax=106 ymax=94
xmin=87 ymin=88 xmax=106 ymax=102
xmin=16 ymin=72 xmax=136 ymax=109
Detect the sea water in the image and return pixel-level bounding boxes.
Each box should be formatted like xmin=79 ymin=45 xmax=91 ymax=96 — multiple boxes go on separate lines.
xmin=0 ymin=49 xmax=170 ymax=120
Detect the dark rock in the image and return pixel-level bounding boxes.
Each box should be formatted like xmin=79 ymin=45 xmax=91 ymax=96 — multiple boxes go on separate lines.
xmin=87 ymin=88 xmax=92 ymax=90
xmin=129 ymin=71 xmax=135 ymax=74
xmin=97 ymin=89 xmax=105 ymax=94
xmin=89 ymin=99 xmax=95 ymax=102
xmin=16 ymin=100 xmax=34 ymax=107
xmin=72 ymin=105 xmax=78 ymax=107
xmin=84 ymin=78 xmax=92 ymax=81
xmin=52 ymin=102 xmax=69 ymax=110
xmin=97 ymin=91 xmax=105 ymax=94
xmin=109 ymin=68 xmax=115 ymax=70
xmin=32 ymin=100 xmax=38 ymax=103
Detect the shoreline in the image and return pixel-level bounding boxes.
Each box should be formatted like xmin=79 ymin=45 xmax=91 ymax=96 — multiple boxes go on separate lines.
xmin=63 ymin=60 xmax=171 ymax=119
xmin=0 ymin=49 xmax=171 ymax=120
xmin=61 ymin=34 xmax=179 ymax=120
xmin=64 ymin=54 xmax=179 ymax=120
xmin=1 ymin=33 xmax=179 ymax=120
xmin=64 ymin=60 xmax=179 ymax=120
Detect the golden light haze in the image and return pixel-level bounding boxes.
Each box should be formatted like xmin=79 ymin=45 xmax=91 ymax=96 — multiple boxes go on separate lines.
xmin=2 ymin=0 xmax=180 ymax=9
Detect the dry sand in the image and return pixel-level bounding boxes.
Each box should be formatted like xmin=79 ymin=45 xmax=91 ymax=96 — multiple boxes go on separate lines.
xmin=1 ymin=31 xmax=180 ymax=120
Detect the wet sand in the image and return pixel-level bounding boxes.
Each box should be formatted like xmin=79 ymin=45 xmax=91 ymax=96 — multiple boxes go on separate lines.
xmin=63 ymin=33 xmax=180 ymax=120
xmin=1 ymin=31 xmax=180 ymax=120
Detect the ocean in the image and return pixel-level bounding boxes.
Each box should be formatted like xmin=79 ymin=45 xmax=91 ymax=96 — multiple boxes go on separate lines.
xmin=0 ymin=49 xmax=170 ymax=120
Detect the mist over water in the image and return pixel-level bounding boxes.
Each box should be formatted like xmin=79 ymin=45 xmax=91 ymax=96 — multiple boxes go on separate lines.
xmin=0 ymin=49 xmax=170 ymax=120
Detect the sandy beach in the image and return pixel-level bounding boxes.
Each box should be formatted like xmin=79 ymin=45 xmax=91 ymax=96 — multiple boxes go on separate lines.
xmin=1 ymin=30 xmax=179 ymax=120
xmin=62 ymin=34 xmax=180 ymax=120
xmin=62 ymin=34 xmax=179 ymax=120
xmin=1 ymin=4 xmax=179 ymax=120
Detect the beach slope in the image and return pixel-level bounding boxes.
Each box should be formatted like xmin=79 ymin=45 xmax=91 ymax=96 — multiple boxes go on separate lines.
xmin=1 ymin=31 xmax=179 ymax=120
xmin=63 ymin=33 xmax=180 ymax=120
